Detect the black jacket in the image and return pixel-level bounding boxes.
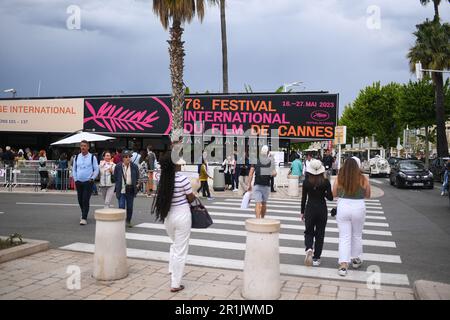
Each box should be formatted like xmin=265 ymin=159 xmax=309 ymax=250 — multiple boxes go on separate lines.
xmin=301 ymin=179 xmax=333 ymax=214
xmin=114 ymin=162 xmax=139 ymax=198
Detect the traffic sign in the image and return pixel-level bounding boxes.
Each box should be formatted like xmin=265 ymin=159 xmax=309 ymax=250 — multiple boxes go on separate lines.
xmin=334 ymin=126 xmax=347 ymax=145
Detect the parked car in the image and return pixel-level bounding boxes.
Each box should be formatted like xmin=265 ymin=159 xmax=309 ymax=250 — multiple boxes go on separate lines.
xmin=429 ymin=157 xmax=450 ymax=183
xmin=389 ymin=160 xmax=434 ymax=189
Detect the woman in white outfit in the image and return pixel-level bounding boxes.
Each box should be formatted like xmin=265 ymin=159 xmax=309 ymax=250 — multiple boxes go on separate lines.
xmin=332 ymin=157 xmax=370 ymax=276
xmin=152 ymin=151 xmax=195 ymax=293
xmin=98 ymin=151 xmax=116 ymax=208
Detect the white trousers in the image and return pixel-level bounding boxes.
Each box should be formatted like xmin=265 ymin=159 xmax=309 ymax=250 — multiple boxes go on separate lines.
xmin=336 ymin=198 xmax=366 ymax=264
xmin=164 ymin=203 xmax=191 ymax=288
xmin=99 ymin=186 xmax=115 ymax=208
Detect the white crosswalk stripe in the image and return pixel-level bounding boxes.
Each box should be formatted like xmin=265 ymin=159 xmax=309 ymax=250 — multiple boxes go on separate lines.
xmin=60 ymin=197 xmax=410 ymax=286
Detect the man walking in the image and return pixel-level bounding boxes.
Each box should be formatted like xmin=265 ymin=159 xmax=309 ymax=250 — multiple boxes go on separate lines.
xmin=73 ymin=140 xmax=99 ymax=225
xmin=146 ymin=145 xmax=156 ymax=197
xmin=322 ymin=149 xmax=334 ymax=179
xmin=247 ymin=145 xmax=277 ymax=219
xmin=114 ymin=150 xmax=139 ymax=228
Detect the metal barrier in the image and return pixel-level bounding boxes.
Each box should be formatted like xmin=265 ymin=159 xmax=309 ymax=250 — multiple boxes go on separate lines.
xmin=1 ymin=161 xmax=71 ymax=191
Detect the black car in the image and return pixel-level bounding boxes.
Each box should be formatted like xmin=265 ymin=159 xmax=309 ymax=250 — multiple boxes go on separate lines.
xmin=387 ymin=157 xmax=403 ymax=167
xmin=429 ymin=157 xmax=450 ymax=182
xmin=389 ymin=160 xmax=434 ymax=189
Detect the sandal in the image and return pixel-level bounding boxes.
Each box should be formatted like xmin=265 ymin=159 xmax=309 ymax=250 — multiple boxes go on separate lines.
xmin=170 ymin=285 xmax=185 ymax=293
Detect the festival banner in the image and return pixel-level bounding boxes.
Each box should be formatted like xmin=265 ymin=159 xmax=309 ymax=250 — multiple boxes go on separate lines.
xmin=0 ymin=98 xmax=84 ymax=132
xmin=183 ymin=93 xmax=338 ymax=139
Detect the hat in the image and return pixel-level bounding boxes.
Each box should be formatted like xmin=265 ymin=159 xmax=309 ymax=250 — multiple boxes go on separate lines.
xmin=176 ymin=158 xmax=186 ymax=166
xmin=5 ymin=146 xmax=11 ymax=151
xmin=351 ymin=156 xmax=361 ymax=168
xmin=306 ymin=159 xmax=325 ymax=175
xmin=261 ymin=145 xmax=269 ymax=155
xmin=122 ymin=150 xmax=132 ymax=158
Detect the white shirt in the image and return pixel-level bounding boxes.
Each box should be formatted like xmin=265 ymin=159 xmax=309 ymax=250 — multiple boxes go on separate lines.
xmin=121 ymin=164 xmax=132 ymax=194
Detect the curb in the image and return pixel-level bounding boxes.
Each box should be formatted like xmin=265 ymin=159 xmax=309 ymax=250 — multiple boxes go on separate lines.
xmin=414 ymin=280 xmax=450 ymax=300
xmin=0 ymin=237 xmax=49 ymax=264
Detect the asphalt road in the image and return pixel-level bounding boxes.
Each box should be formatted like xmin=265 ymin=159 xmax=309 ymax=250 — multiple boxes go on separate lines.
xmin=0 ymin=179 xmax=449 ymax=285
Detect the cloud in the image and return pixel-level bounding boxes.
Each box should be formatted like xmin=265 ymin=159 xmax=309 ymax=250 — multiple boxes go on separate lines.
xmin=0 ymin=0 xmax=448 ymax=115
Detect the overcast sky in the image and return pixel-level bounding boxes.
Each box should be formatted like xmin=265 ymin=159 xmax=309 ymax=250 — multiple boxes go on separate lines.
xmin=0 ymin=0 xmax=449 ymax=115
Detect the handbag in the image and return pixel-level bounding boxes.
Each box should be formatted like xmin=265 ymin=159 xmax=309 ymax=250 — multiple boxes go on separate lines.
xmin=190 ymin=198 xmax=213 ymax=229
xmin=330 ymin=208 xmax=337 ymax=217
xmin=241 ymin=190 xmax=252 ymax=209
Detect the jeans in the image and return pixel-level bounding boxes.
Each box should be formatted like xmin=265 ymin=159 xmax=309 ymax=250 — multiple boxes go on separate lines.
xmin=336 ymin=198 xmax=366 ymax=264
xmin=76 ymin=181 xmax=94 ymax=220
xmin=118 ymin=193 xmax=135 ymax=222
xmin=441 ymin=170 xmax=449 ymax=193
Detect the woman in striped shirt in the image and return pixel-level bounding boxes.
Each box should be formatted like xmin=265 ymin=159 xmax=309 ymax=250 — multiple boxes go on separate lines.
xmin=152 ymin=151 xmax=195 ymax=293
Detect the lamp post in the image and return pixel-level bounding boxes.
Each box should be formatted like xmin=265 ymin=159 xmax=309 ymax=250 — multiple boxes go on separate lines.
xmin=3 ymin=88 xmax=16 ymax=98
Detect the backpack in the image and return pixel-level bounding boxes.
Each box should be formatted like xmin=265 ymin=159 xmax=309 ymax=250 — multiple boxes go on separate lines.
xmin=75 ymin=153 xmax=94 ymax=173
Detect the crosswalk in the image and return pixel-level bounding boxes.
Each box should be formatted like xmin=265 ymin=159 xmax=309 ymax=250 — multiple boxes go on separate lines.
xmin=60 ymin=196 xmax=410 ymax=286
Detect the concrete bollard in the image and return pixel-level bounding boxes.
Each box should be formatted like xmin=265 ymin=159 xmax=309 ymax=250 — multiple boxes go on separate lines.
xmin=93 ymin=208 xmax=128 ymax=281
xmin=242 ymin=218 xmax=281 ymax=300
xmin=287 ymin=175 xmax=299 ymax=197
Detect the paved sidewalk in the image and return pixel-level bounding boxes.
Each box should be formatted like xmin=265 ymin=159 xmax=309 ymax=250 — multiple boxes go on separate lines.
xmin=0 ymin=249 xmax=414 ymax=300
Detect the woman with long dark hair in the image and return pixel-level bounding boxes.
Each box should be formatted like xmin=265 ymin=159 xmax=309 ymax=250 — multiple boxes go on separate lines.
xmin=152 ymin=151 xmax=195 ymax=293
xmin=333 ymin=157 xmax=370 ymax=276
xmin=300 ymin=159 xmax=333 ymax=267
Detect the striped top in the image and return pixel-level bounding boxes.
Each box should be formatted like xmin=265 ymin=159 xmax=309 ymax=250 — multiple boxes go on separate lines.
xmin=171 ymin=173 xmax=193 ymax=207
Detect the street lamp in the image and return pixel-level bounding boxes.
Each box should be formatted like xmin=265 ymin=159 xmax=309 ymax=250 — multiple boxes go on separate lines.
xmin=283 ymin=81 xmax=304 ymax=92
xmin=415 ymin=61 xmax=450 ymax=81
xmin=3 ymin=88 xmax=16 ymax=98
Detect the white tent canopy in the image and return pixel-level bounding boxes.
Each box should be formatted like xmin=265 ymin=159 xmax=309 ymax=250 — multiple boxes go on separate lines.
xmin=51 ymin=131 xmax=116 ymax=145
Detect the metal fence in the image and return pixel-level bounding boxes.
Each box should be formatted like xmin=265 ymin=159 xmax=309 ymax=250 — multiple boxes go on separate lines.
xmin=1 ymin=160 xmax=71 ymax=191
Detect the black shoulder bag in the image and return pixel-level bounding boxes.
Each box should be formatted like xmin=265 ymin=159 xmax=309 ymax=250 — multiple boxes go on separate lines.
xmin=190 ymin=198 xmax=213 ymax=229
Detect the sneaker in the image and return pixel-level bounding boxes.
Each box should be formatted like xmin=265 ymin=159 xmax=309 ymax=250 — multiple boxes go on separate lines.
xmin=233 ymin=189 xmax=239 ymax=192
xmin=441 ymin=191 xmax=445 ymax=196
xmin=352 ymin=258 xmax=362 ymax=269
xmin=207 ymin=197 xmax=215 ymax=201
xmin=312 ymin=259 xmax=321 ymax=267
xmin=126 ymin=221 xmax=133 ymax=228
xmin=79 ymin=219 xmax=87 ymax=225
xmin=304 ymin=249 xmax=313 ymax=266
xmin=338 ymin=263 xmax=348 ymax=276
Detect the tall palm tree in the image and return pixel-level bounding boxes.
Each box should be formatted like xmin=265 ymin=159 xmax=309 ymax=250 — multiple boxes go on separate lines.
xmin=419 ymin=0 xmax=450 ymax=21
xmin=153 ymin=0 xmax=216 ymax=142
xmin=219 ymin=0 xmax=228 ymax=93
xmin=408 ymin=19 xmax=450 ymax=157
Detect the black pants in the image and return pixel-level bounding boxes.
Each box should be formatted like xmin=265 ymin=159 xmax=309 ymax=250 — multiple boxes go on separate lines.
xmin=270 ymin=176 xmax=275 ymax=192
xmin=76 ymin=181 xmax=94 ymax=220
xmin=39 ymin=171 xmax=48 ymax=190
xmin=304 ymin=205 xmax=328 ymax=259
xmin=197 ymin=181 xmax=211 ymax=198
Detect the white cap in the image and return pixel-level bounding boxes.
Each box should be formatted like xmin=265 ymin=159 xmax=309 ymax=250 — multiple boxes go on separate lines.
xmin=351 ymin=156 xmax=361 ymax=168
xmin=261 ymin=145 xmax=269 ymax=155
xmin=5 ymin=146 xmax=11 ymax=151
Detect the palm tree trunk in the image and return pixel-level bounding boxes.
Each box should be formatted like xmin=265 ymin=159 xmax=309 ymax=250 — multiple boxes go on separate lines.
xmin=425 ymin=126 xmax=430 ymax=169
xmin=169 ymin=19 xmax=185 ymax=142
xmin=433 ymin=72 xmax=449 ymax=157
xmin=433 ymin=0 xmax=440 ymax=21
xmin=220 ymin=0 xmax=228 ymax=93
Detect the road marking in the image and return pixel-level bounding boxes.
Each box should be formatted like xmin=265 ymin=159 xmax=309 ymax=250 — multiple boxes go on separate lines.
xmin=59 ymin=243 xmax=409 ymax=286
xmin=16 ymin=202 xmax=104 ymax=207
xmin=207 ymin=219 xmax=392 ymax=236
xmin=0 ymin=212 xmax=4 ymax=215
xmin=214 ymin=201 xmax=383 ymax=210
xmin=207 ymin=205 xmax=385 ymax=214
xmin=135 ymin=223 xmax=396 ymax=248
xmin=370 ymin=179 xmax=385 ymax=185
xmin=265 ymin=197 xmax=381 ymax=203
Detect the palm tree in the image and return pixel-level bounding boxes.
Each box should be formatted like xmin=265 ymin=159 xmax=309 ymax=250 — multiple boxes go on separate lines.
xmin=419 ymin=0 xmax=450 ymax=21
xmin=408 ymin=19 xmax=450 ymax=157
xmin=152 ymin=0 xmax=216 ymax=142
xmin=219 ymin=0 xmax=228 ymax=93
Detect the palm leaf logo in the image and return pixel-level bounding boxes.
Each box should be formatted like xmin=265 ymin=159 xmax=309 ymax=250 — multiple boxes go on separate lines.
xmin=83 ymin=101 xmax=160 ymax=132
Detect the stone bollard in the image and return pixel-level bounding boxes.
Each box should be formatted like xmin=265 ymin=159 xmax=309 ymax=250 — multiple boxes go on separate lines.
xmin=242 ymin=218 xmax=281 ymax=300
xmin=287 ymin=175 xmax=299 ymax=197
xmin=93 ymin=208 xmax=128 ymax=281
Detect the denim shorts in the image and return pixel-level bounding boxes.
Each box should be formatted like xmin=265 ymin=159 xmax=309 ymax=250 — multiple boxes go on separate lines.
xmin=252 ymin=185 xmax=270 ymax=203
